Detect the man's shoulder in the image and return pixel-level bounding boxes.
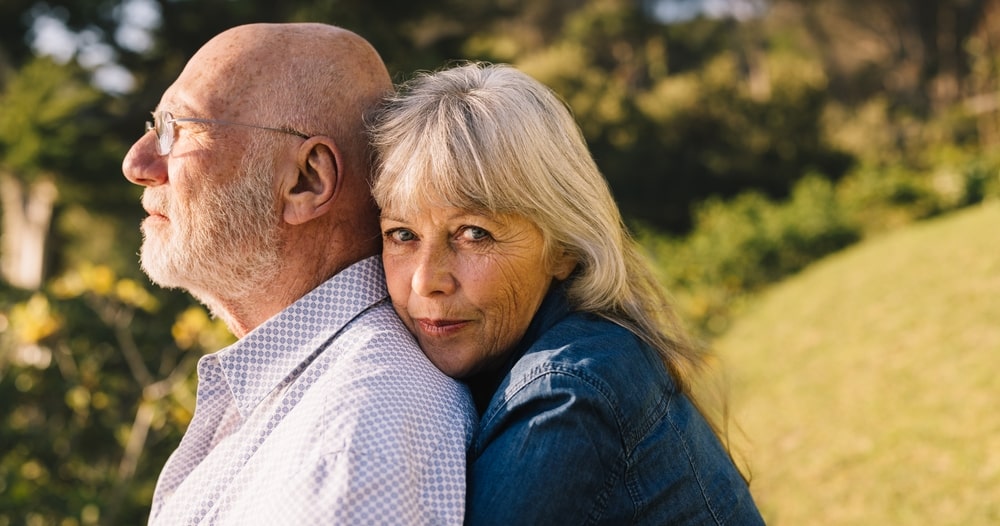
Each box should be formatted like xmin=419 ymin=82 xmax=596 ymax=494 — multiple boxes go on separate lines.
xmin=320 ymin=300 xmax=475 ymax=420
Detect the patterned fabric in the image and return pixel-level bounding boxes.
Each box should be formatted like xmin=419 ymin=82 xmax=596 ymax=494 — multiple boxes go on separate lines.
xmin=148 ymin=256 xmax=476 ymax=525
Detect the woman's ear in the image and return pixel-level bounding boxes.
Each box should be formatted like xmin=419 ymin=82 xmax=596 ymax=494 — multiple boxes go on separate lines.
xmin=550 ymin=250 xmax=578 ymax=281
xmin=281 ymin=136 xmax=343 ymax=225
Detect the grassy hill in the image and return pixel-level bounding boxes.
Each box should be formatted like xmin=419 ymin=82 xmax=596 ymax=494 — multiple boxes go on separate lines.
xmin=713 ymin=200 xmax=1000 ymax=525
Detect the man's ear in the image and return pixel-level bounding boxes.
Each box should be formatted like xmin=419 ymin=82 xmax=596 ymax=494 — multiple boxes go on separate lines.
xmin=282 ymin=136 xmax=342 ymax=225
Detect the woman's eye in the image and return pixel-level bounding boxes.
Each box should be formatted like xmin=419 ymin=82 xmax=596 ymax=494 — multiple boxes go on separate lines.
xmin=461 ymin=226 xmax=492 ymax=241
xmin=386 ymin=229 xmax=416 ymax=242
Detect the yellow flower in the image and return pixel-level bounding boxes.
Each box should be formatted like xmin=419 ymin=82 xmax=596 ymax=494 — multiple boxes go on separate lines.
xmin=9 ymin=293 xmax=62 ymax=343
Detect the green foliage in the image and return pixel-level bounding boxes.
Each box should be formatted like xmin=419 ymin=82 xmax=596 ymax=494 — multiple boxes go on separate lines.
xmin=0 ymin=55 xmax=133 ymax=214
xmin=53 ymin=205 xmax=144 ymax=281
xmin=629 ymin=51 xmax=852 ymax=230
xmin=1 ymin=266 xmax=233 ymax=525
xmin=449 ymin=0 xmax=851 ymax=231
xmin=643 ymin=135 xmax=1000 ymax=340
xmin=837 ymin=145 xmax=1000 ymax=233
xmin=637 ymin=18 xmax=1000 ymax=335
xmin=0 ymin=57 xmax=101 ymax=180
xmin=643 ymin=174 xmax=860 ymax=336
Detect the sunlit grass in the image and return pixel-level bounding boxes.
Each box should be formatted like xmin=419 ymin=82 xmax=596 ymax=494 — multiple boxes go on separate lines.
xmin=714 ymin=200 xmax=1000 ymax=525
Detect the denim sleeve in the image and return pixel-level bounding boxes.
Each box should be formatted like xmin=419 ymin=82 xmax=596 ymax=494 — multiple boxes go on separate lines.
xmin=467 ymin=367 xmax=623 ymax=525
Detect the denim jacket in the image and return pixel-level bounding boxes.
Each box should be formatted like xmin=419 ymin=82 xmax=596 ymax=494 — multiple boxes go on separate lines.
xmin=466 ymin=287 xmax=764 ymax=525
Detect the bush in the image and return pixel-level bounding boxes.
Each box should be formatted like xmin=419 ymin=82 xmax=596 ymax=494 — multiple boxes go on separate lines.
xmin=838 ymin=146 xmax=1000 ymax=234
xmin=0 ymin=266 xmax=232 ymax=525
xmin=642 ymin=174 xmax=860 ymax=338
xmin=643 ymin=140 xmax=1000 ymax=340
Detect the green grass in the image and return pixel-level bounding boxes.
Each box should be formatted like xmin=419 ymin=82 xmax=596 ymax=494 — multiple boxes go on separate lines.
xmin=713 ymin=200 xmax=1000 ymax=525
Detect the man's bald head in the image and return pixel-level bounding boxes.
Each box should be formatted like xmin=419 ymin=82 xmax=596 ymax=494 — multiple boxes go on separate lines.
xmin=174 ymin=23 xmax=392 ymax=178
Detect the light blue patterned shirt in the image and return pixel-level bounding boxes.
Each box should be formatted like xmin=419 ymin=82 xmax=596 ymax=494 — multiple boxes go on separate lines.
xmin=148 ymin=256 xmax=476 ymax=525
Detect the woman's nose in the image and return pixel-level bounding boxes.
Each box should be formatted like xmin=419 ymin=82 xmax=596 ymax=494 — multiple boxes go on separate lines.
xmin=410 ymin=246 xmax=457 ymax=297
xmin=122 ymin=131 xmax=167 ymax=187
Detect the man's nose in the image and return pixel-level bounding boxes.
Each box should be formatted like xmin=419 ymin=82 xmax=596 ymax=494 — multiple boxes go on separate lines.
xmin=122 ymin=131 xmax=167 ymax=187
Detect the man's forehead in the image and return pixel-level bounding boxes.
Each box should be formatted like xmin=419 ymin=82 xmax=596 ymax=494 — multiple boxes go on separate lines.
xmin=196 ymin=26 xmax=288 ymax=73
xmin=160 ymin=54 xmax=259 ymax=118
xmin=154 ymin=79 xmax=217 ymax=118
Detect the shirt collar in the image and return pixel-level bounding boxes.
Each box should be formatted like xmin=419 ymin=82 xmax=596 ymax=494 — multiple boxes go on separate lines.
xmin=212 ymin=256 xmax=388 ymax=417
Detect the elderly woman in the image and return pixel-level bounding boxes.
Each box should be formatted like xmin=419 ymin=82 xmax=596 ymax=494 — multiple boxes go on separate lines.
xmin=370 ymin=62 xmax=764 ymax=525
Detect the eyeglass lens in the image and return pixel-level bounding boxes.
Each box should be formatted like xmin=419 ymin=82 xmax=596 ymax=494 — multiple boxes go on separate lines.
xmin=156 ymin=112 xmax=172 ymax=155
xmin=144 ymin=111 xmax=173 ymax=156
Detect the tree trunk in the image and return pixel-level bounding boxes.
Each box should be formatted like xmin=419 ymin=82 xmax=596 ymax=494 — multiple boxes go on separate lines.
xmin=0 ymin=172 xmax=57 ymax=290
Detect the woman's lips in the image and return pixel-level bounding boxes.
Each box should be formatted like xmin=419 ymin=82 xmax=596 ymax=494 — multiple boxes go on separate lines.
xmin=414 ymin=318 xmax=470 ymax=337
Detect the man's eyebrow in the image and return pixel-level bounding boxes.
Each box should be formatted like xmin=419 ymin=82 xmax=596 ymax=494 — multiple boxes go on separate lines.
xmin=155 ymin=99 xmax=199 ymax=116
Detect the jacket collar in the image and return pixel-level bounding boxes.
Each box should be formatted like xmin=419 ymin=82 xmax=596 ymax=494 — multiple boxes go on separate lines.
xmin=468 ymin=281 xmax=571 ymax=413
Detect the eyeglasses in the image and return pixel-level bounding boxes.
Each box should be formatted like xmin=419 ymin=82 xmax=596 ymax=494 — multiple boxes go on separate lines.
xmin=145 ymin=110 xmax=310 ymax=156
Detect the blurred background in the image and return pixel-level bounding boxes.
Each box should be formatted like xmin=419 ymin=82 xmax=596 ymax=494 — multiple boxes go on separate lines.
xmin=1 ymin=0 xmax=998 ymax=524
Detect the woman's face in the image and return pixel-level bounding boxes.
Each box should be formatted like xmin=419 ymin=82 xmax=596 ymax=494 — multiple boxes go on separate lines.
xmin=380 ymin=206 xmax=575 ymax=378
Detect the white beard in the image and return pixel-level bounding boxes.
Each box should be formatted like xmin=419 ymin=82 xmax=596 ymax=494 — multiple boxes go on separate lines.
xmin=139 ymin=142 xmax=284 ymax=307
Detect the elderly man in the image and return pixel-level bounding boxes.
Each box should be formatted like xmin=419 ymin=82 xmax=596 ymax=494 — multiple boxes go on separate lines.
xmin=122 ymin=23 xmax=475 ymax=525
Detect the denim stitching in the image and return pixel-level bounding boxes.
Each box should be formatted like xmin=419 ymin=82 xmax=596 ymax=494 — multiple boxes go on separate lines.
xmin=664 ymin=391 xmax=726 ymax=525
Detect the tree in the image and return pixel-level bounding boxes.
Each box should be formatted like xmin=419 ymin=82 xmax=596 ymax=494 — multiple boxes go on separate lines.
xmin=779 ymin=0 xmax=995 ymax=110
xmin=0 ymin=57 xmax=106 ymax=289
xmin=463 ymin=0 xmax=852 ymax=230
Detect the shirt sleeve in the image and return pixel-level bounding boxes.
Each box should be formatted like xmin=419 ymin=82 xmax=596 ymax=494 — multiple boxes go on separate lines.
xmin=467 ymin=369 xmax=623 ymax=525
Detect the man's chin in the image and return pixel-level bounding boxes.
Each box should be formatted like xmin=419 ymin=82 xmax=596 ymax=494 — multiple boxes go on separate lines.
xmin=139 ymin=248 xmax=183 ymax=290
xmin=140 ymin=266 xmax=182 ymax=290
